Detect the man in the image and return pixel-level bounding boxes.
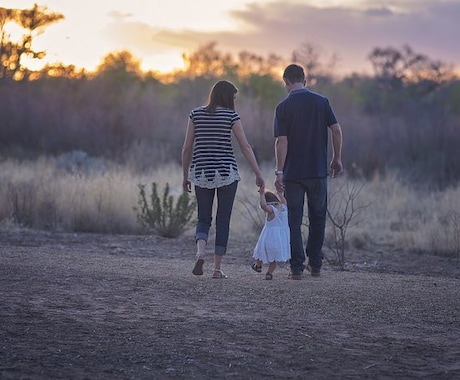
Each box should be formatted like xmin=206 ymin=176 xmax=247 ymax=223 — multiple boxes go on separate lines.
xmin=274 ymin=64 xmax=343 ymax=279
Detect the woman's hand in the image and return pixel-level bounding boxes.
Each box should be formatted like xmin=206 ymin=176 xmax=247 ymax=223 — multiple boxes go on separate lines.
xmin=183 ymin=179 xmax=192 ymax=193
xmin=256 ymin=174 xmax=265 ymax=193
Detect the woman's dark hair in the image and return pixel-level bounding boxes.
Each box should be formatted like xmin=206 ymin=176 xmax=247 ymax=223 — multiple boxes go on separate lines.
xmin=283 ymin=64 xmax=305 ymax=84
xmin=204 ymin=80 xmax=237 ymax=112
xmin=265 ymin=191 xmax=280 ymax=204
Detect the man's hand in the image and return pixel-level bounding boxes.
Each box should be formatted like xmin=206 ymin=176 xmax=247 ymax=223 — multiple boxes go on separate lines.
xmin=330 ymin=159 xmax=343 ymax=178
xmin=274 ymin=173 xmax=284 ymax=193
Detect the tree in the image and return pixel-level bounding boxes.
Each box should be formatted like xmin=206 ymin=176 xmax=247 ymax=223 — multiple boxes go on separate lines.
xmin=0 ymin=7 xmax=18 ymax=79
xmin=35 ymin=63 xmax=87 ymax=80
xmin=291 ymin=42 xmax=337 ymax=87
xmin=0 ymin=4 xmax=63 ymax=80
xmin=368 ymin=44 xmax=454 ymax=95
xmin=181 ymin=41 xmax=237 ymax=79
xmin=95 ymin=50 xmax=142 ymax=79
xmin=237 ymin=50 xmax=283 ymax=78
xmin=362 ymin=45 xmax=456 ymax=115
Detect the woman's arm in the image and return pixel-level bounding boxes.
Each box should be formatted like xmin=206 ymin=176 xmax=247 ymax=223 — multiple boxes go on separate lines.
xmin=181 ymin=118 xmax=195 ymax=192
xmin=232 ymin=120 xmax=265 ymax=190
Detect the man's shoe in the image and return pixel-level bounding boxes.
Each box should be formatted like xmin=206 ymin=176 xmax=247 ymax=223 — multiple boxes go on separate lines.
xmin=307 ymin=265 xmax=321 ymax=277
xmin=288 ymin=271 xmax=303 ymax=280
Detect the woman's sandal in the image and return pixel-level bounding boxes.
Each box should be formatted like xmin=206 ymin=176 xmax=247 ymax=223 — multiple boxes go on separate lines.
xmin=265 ymin=272 xmax=273 ymax=280
xmin=251 ymin=263 xmax=262 ymax=273
xmin=212 ymin=269 xmax=227 ymax=279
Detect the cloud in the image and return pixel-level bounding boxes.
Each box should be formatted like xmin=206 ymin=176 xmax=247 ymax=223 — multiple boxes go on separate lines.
xmin=102 ymin=0 xmax=460 ymax=74
xmin=364 ymin=7 xmax=395 ymax=17
xmin=106 ymin=10 xmax=133 ymax=22
xmin=102 ymin=20 xmax=179 ymax=55
xmin=225 ymin=0 xmax=460 ymax=73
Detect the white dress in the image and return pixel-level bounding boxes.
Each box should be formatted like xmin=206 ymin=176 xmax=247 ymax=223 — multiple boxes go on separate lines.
xmin=253 ymin=204 xmax=291 ymax=264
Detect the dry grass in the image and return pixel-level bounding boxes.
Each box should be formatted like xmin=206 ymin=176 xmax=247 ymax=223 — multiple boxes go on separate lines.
xmin=0 ymin=156 xmax=459 ymax=258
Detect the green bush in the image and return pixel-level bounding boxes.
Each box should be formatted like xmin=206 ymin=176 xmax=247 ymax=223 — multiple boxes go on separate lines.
xmin=135 ymin=182 xmax=196 ymax=238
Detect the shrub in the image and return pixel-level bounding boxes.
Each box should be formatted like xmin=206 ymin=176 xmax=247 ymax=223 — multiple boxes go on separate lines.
xmin=7 ymin=180 xmax=36 ymax=227
xmin=325 ymin=178 xmax=370 ymax=270
xmin=135 ymin=182 xmax=196 ymax=238
xmin=235 ymin=192 xmax=265 ymax=235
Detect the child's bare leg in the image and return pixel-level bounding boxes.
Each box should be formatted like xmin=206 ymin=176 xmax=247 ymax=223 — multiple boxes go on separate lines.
xmin=267 ymin=261 xmax=277 ymax=274
xmin=265 ymin=261 xmax=277 ymax=280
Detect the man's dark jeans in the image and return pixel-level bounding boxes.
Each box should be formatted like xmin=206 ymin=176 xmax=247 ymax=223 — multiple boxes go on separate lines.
xmin=194 ymin=181 xmax=238 ymax=255
xmin=284 ymin=177 xmax=327 ymax=274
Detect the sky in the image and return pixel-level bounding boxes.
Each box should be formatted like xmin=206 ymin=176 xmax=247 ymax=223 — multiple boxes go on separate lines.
xmin=2 ymin=0 xmax=459 ymax=75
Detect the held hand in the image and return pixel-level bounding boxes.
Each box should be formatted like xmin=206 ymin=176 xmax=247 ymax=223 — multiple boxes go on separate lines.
xmin=274 ymin=174 xmax=284 ymax=193
xmin=256 ymin=175 xmax=265 ymax=192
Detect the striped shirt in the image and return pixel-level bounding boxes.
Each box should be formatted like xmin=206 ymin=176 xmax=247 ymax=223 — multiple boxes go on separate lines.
xmin=188 ymin=106 xmax=241 ymax=189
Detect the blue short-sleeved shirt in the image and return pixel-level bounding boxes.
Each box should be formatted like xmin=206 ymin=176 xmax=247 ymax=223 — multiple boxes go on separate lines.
xmin=274 ymin=88 xmax=338 ymax=180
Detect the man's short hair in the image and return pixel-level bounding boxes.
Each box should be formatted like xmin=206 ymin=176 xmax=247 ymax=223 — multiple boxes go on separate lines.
xmin=283 ymin=64 xmax=305 ymax=84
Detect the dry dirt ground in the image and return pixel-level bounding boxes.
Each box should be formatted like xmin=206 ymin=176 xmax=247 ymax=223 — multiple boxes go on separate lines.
xmin=1 ymin=230 xmax=459 ymax=380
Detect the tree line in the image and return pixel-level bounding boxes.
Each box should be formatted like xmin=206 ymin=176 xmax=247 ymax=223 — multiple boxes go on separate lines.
xmin=1 ymin=4 xmax=459 ymax=189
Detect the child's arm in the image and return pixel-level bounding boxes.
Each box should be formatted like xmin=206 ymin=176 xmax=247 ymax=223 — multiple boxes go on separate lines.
xmin=259 ymin=189 xmax=274 ymax=216
xmin=276 ymin=190 xmax=287 ymax=206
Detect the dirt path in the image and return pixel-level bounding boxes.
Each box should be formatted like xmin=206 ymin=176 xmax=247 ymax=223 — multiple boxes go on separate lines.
xmin=1 ymin=231 xmax=459 ymax=379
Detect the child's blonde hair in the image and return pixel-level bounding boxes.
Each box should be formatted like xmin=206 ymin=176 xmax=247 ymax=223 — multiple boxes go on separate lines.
xmin=265 ymin=191 xmax=280 ymax=204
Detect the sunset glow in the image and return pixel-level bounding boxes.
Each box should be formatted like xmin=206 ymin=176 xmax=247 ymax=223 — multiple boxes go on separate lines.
xmin=2 ymin=0 xmax=459 ymax=75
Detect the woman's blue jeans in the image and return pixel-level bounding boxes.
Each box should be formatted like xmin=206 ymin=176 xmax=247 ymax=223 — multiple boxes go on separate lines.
xmin=194 ymin=181 xmax=238 ymax=255
xmin=284 ymin=177 xmax=327 ymax=274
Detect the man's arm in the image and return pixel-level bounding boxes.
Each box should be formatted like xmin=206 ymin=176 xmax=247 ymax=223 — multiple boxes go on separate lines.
xmin=274 ymin=136 xmax=288 ymax=192
xmin=329 ymin=123 xmax=343 ymax=177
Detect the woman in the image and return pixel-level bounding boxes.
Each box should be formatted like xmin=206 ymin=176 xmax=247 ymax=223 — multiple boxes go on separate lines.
xmin=182 ymin=80 xmax=264 ymax=278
